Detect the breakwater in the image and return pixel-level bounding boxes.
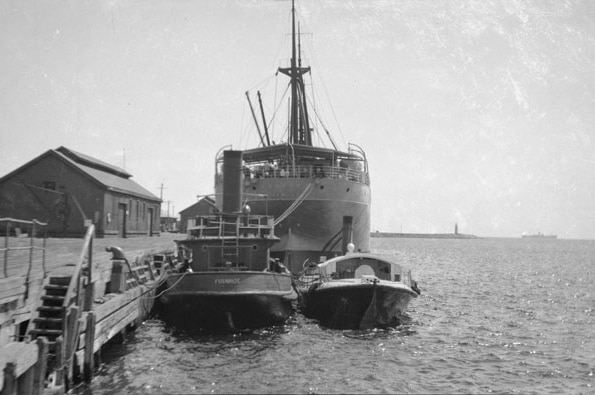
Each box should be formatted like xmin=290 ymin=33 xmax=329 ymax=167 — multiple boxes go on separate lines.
xmin=371 ymin=232 xmax=479 ymax=239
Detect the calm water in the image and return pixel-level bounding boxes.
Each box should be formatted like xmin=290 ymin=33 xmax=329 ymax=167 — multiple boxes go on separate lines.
xmin=73 ymin=237 xmax=595 ymax=394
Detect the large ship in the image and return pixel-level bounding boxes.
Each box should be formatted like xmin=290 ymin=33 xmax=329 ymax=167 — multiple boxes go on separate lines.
xmin=213 ymin=1 xmax=371 ymax=274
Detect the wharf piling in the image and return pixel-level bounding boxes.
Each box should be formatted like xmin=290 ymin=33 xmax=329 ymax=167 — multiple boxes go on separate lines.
xmin=0 ymin=218 xmax=178 ymax=394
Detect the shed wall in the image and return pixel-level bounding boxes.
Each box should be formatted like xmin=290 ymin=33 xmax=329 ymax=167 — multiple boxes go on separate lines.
xmin=0 ymin=155 xmax=102 ymax=237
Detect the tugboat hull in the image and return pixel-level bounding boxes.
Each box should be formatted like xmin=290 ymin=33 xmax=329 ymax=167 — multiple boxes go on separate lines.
xmin=301 ymin=282 xmax=416 ymax=330
xmin=296 ymin=252 xmax=420 ymax=329
xmin=158 ymin=271 xmax=297 ymax=331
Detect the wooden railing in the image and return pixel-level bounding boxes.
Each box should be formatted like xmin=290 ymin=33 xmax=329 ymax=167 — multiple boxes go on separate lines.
xmin=0 ymin=218 xmax=47 ymax=280
xmin=58 ymin=224 xmax=95 ymax=387
xmin=63 ymin=224 xmax=95 ymax=312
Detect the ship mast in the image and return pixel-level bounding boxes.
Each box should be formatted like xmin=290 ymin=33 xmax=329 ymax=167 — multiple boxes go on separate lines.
xmin=278 ymin=0 xmax=311 ymax=146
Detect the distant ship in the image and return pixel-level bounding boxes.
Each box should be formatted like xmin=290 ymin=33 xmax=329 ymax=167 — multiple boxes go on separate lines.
xmin=213 ymin=0 xmax=371 ymax=274
xmin=522 ymin=233 xmax=557 ymax=239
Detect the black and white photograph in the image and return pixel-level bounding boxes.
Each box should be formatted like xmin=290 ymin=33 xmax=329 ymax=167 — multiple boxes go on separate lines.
xmin=0 ymin=0 xmax=593 ymax=394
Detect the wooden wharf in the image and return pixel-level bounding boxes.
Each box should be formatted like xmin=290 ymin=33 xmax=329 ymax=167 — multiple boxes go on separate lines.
xmin=0 ymin=218 xmax=179 ymax=394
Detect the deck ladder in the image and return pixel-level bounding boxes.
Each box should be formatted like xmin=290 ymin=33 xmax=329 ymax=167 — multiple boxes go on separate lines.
xmin=220 ymin=216 xmax=239 ymax=266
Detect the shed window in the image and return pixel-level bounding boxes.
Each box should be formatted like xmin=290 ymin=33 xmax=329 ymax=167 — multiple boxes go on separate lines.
xmin=43 ymin=181 xmax=56 ymax=191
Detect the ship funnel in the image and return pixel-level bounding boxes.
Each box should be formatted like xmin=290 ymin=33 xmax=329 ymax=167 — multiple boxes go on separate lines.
xmin=222 ymin=150 xmax=243 ymax=213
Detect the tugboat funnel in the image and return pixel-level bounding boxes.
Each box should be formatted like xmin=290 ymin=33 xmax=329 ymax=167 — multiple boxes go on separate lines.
xmin=222 ymin=150 xmax=243 ymax=213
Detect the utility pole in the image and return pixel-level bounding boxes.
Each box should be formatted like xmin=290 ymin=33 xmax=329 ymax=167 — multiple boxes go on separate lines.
xmin=157 ymin=183 xmax=167 ymax=201
xmin=160 ymin=200 xmax=172 ymax=217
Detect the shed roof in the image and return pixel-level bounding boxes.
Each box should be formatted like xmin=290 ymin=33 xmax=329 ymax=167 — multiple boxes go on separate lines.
xmin=179 ymin=196 xmax=216 ymax=215
xmin=0 ymin=147 xmax=160 ymax=202
xmin=55 ymin=149 xmax=160 ymax=202
xmin=56 ymin=146 xmax=132 ymax=178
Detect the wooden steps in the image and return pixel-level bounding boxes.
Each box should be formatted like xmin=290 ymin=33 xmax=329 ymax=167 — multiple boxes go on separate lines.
xmin=26 ymin=276 xmax=70 ymax=356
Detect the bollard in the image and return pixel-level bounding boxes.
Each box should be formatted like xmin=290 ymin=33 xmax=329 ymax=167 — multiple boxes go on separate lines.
xmin=110 ymin=261 xmax=125 ymax=293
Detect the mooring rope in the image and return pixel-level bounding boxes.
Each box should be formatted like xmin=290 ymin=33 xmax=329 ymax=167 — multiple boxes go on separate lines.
xmin=273 ymin=180 xmax=315 ymax=225
xmin=147 ymin=270 xmax=191 ymax=300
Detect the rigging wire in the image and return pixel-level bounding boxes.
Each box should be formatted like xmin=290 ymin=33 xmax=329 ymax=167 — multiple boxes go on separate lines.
xmin=245 ymin=73 xmax=275 ymax=97
xmin=266 ymin=79 xmax=292 ymax=144
xmin=273 ymin=69 xmax=279 ymax=143
xmin=306 ymin=92 xmax=338 ymax=150
xmin=238 ymin=3 xmax=348 ymax=150
xmin=303 ymin=34 xmax=348 ymax=149
xmin=306 ymin=72 xmax=325 ymax=147
xmin=237 ymin=98 xmax=250 ymax=149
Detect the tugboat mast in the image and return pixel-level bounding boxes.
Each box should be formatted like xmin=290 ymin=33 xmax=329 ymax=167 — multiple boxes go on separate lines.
xmin=278 ymin=0 xmax=311 ymax=146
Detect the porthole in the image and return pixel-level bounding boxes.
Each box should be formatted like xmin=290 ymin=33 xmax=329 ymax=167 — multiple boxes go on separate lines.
xmin=320 ymin=185 xmax=324 ymax=190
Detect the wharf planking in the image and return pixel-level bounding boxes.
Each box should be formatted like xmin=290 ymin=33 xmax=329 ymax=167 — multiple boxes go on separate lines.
xmin=0 ymin=231 xmax=179 ymax=394
xmin=2 ymin=232 xmax=179 ymax=322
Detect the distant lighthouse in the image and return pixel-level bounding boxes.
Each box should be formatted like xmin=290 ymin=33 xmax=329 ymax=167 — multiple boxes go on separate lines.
xmin=455 ymin=223 xmax=458 ymax=235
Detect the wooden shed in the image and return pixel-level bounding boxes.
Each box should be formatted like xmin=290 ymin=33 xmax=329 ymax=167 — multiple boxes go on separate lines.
xmin=178 ymin=196 xmax=217 ymax=234
xmin=0 ymin=146 xmax=161 ymax=238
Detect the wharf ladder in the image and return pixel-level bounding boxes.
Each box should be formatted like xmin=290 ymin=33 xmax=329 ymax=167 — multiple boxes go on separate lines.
xmin=25 ymin=224 xmax=95 ymax=390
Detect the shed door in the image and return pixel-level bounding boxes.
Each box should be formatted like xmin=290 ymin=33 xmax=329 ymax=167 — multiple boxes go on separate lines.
xmin=147 ymin=208 xmax=154 ymax=236
xmin=118 ymin=203 xmax=127 ymax=238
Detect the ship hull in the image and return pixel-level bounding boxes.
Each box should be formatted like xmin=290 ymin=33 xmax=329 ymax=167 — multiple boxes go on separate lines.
xmin=157 ymin=271 xmax=297 ymax=331
xmin=300 ymin=282 xmax=417 ymax=330
xmin=217 ymin=176 xmax=371 ymax=273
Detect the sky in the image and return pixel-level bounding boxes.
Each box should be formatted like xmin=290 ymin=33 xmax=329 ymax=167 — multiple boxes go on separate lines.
xmin=1 ymin=0 xmax=594 ymax=239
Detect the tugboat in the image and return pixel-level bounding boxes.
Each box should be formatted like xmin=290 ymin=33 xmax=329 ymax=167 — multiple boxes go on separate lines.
xmin=157 ymin=150 xmax=297 ymax=331
xmin=296 ymin=217 xmax=419 ymax=330
xmin=296 ymin=243 xmax=420 ymax=330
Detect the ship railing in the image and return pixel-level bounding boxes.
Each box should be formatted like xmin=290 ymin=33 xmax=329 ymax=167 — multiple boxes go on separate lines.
xmin=232 ymin=164 xmax=370 ymax=185
xmin=187 ymin=214 xmax=275 ymax=239
xmin=348 ymin=143 xmax=368 ymax=172
xmin=312 ymin=267 xmax=414 ymax=286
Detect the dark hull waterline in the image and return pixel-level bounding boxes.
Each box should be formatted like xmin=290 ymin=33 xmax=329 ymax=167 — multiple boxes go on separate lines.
xmin=300 ymin=284 xmax=416 ymax=330
xmin=157 ymin=271 xmax=297 ymax=332
xmin=158 ymin=293 xmax=294 ymax=332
